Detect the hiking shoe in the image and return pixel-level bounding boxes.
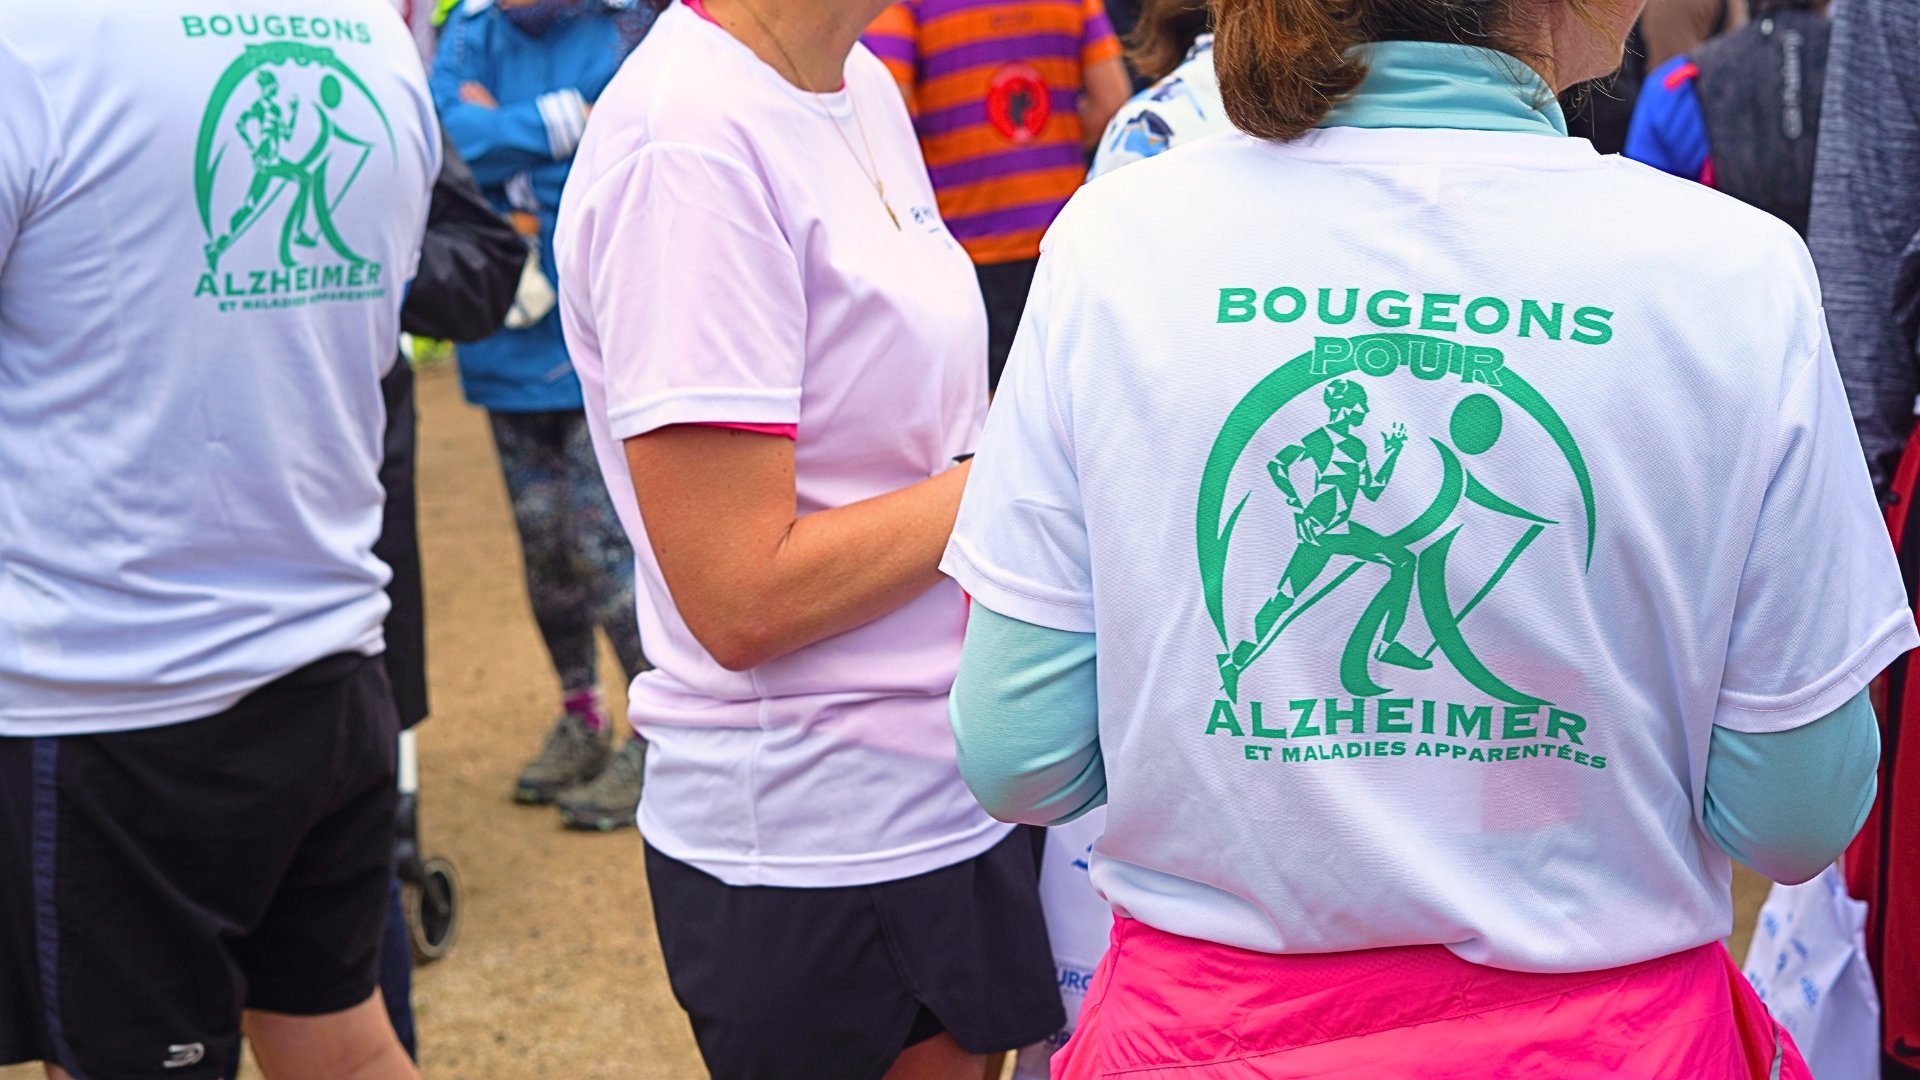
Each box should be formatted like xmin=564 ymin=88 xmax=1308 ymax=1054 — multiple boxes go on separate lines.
xmin=512 ymin=712 xmax=612 ymax=805
xmin=556 ymin=739 xmax=646 ymax=832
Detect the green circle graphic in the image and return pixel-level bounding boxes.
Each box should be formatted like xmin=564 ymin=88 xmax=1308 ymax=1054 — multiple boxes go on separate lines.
xmin=1450 ymin=393 xmax=1502 ymax=455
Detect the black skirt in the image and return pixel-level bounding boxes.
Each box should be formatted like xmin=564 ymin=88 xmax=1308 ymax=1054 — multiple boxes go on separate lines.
xmin=645 ymin=826 xmax=1063 ymax=1080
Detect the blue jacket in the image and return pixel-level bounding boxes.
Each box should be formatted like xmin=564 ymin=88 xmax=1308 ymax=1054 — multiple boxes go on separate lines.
xmin=1624 ymin=56 xmax=1710 ymax=183
xmin=430 ymin=0 xmax=651 ymax=412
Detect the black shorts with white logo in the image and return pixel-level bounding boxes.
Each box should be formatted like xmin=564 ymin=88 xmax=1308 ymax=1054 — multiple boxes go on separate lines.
xmin=646 ymin=825 xmax=1064 ymax=1080
xmin=0 ymin=653 xmax=399 ymax=1079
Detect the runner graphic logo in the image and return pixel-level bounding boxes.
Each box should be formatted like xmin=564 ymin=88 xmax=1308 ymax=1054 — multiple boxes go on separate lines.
xmin=1196 ymin=331 xmax=1607 ymax=770
xmin=190 ymin=40 xmax=396 ymax=311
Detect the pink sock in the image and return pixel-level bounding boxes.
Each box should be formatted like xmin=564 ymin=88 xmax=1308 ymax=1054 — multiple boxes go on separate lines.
xmin=564 ymin=689 xmax=606 ymax=734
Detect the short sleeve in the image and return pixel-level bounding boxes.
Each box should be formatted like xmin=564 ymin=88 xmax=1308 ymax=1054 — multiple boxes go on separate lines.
xmin=577 ymin=145 xmax=805 ymax=439
xmin=862 ymin=4 xmax=918 ymax=104
xmin=1081 ymin=0 xmax=1122 ymax=69
xmin=0 ymin=35 xmax=57 ymax=266
xmin=942 ymin=249 xmax=1095 ymax=632
xmin=1715 ymin=320 xmax=1920 ymax=732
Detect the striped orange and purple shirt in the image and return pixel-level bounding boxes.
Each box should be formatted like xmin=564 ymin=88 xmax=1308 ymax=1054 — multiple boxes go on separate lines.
xmin=865 ymin=0 xmax=1121 ymax=265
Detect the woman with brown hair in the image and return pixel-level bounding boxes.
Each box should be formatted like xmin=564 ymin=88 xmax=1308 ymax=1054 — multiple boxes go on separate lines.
xmin=943 ymin=0 xmax=1912 ymax=1074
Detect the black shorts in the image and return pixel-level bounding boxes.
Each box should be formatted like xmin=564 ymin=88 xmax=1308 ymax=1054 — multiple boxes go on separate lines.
xmin=646 ymin=826 xmax=1064 ymax=1080
xmin=0 ymin=654 xmax=399 ymax=1079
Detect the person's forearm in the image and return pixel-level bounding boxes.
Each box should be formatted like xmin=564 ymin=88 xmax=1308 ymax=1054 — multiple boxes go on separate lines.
xmin=437 ymin=92 xmax=586 ymax=187
xmin=950 ymin=604 xmax=1105 ymax=825
xmin=627 ymin=428 xmax=970 ymax=671
xmin=1081 ymin=98 xmax=1103 ymax=152
xmin=1703 ymin=689 xmax=1881 ymax=884
xmin=1080 ymin=57 xmax=1133 ymax=151
xmin=737 ymin=465 xmax=970 ymax=666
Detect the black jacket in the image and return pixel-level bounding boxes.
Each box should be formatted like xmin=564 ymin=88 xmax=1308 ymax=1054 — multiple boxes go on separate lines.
xmin=377 ymin=133 xmax=523 ymax=727
xmin=400 ymin=133 xmax=522 ymax=343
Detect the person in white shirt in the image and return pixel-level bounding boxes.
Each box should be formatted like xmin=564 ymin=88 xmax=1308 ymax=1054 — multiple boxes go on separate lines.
xmin=556 ymin=1 xmax=1060 ymax=1076
xmin=0 ymin=3 xmax=437 ymax=1077
xmin=944 ymin=0 xmax=1913 ymax=1073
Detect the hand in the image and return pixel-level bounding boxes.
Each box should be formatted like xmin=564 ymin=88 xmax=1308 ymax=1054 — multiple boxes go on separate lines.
xmin=460 ymin=82 xmax=499 ymax=109
xmin=1382 ymin=423 xmax=1407 ymax=455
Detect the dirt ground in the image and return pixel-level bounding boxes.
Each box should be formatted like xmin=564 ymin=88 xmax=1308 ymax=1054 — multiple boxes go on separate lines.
xmin=3 ymin=362 xmax=1774 ymax=1079
xmin=346 ymin=364 xmax=705 ymax=1077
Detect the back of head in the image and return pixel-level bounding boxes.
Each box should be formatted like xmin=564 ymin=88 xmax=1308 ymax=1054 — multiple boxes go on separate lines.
xmin=1128 ymin=0 xmax=1212 ymax=81
xmin=1210 ymin=0 xmax=1587 ymax=140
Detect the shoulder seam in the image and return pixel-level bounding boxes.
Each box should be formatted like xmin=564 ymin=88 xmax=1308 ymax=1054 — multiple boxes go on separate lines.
xmin=0 ymin=30 xmax=68 ymax=221
xmin=571 ymin=140 xmax=785 ymax=252
xmin=634 ymin=140 xmax=758 ymax=178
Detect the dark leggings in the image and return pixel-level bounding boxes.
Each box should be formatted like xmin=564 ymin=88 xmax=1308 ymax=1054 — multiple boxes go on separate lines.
xmin=488 ymin=410 xmax=646 ymax=694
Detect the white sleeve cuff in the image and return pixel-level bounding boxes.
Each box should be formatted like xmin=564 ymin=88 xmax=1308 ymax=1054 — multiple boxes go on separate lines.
xmin=1714 ymin=610 xmax=1920 ymax=733
xmin=941 ymin=536 xmax=1096 ymax=634
xmin=607 ymin=386 xmax=803 ymax=441
xmin=537 ymin=88 xmax=589 ymax=160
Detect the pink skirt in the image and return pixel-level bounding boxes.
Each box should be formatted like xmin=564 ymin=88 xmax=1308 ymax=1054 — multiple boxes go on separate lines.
xmin=1053 ymin=917 xmax=1809 ymax=1080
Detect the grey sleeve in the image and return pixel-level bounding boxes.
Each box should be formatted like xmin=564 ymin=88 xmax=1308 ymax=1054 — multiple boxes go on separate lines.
xmin=1807 ymin=0 xmax=1920 ymax=493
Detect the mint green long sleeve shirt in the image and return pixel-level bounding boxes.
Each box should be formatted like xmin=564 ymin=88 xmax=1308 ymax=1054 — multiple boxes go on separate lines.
xmin=952 ymin=604 xmax=1879 ymax=884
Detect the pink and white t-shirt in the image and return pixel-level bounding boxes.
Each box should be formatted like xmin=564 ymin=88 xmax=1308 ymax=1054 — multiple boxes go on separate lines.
xmin=555 ymin=1 xmax=1000 ymax=887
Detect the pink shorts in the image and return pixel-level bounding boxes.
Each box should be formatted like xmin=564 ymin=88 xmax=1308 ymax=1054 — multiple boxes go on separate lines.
xmin=1053 ymin=917 xmax=1808 ymax=1080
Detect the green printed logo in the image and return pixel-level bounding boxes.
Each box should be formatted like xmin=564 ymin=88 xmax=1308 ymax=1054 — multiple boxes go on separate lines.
xmin=1197 ymin=332 xmax=1600 ymax=768
xmin=190 ymin=41 xmax=396 ymax=310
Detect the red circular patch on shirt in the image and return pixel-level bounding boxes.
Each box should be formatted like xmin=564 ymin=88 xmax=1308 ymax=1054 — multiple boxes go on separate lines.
xmin=986 ymin=64 xmax=1051 ymax=142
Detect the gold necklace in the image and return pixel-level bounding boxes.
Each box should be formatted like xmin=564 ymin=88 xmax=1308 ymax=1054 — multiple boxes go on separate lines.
xmin=732 ymin=0 xmax=901 ymax=230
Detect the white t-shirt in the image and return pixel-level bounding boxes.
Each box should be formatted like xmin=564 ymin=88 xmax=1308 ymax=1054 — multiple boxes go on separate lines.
xmin=556 ymin=3 xmax=1005 ymax=887
xmin=0 ymin=1 xmax=438 ymax=736
xmin=945 ymin=127 xmax=1919 ymax=972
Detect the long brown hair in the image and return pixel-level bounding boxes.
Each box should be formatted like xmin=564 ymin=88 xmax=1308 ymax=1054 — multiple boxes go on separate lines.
xmin=1211 ymin=0 xmax=1536 ymax=140
xmin=1128 ymin=0 xmax=1212 ymax=82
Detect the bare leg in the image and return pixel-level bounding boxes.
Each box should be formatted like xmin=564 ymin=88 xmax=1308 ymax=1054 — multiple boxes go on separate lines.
xmin=883 ymin=1032 xmax=989 ymax=1080
xmin=245 ymin=991 xmax=418 ymax=1080
xmin=44 ymin=1067 xmax=73 ymax=1080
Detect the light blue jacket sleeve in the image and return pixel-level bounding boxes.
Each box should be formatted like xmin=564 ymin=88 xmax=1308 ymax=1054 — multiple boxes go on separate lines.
xmin=950 ymin=604 xmax=1105 ymax=826
xmin=1704 ymin=689 xmax=1881 ymax=884
xmin=429 ymin=13 xmax=586 ymax=188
